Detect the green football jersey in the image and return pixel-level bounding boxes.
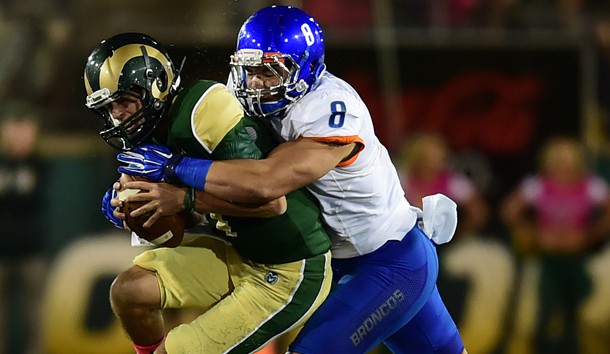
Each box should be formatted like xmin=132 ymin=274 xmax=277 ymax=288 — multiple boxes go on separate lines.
xmin=163 ymin=80 xmax=331 ymax=264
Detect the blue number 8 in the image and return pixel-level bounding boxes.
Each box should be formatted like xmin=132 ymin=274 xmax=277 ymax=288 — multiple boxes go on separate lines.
xmin=328 ymin=101 xmax=346 ymax=128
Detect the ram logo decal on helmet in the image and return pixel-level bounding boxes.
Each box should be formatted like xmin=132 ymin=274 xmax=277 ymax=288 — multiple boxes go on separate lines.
xmin=85 ymin=44 xmax=172 ymax=100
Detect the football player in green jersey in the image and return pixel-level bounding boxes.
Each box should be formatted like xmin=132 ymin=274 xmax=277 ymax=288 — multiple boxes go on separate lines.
xmin=84 ymin=32 xmax=332 ymax=354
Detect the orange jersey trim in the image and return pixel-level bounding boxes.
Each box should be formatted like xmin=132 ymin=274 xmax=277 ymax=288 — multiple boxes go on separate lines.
xmin=303 ymin=136 xmax=365 ymax=167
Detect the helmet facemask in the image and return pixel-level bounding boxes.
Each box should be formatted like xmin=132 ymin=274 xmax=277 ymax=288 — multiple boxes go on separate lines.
xmin=87 ymin=87 xmax=165 ymax=151
xmin=230 ymin=49 xmax=308 ymax=119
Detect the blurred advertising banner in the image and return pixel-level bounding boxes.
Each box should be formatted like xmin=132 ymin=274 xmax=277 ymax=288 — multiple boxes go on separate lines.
xmin=40 ymin=235 xmax=610 ymax=354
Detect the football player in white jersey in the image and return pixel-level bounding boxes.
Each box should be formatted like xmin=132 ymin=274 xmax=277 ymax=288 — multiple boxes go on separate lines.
xmin=119 ymin=5 xmax=467 ymax=354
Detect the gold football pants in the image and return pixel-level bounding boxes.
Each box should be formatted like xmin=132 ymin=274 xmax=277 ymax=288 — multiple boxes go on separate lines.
xmin=133 ymin=237 xmax=332 ymax=354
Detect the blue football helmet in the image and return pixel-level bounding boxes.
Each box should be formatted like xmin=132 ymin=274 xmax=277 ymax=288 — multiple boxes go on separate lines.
xmin=229 ymin=5 xmax=326 ymax=119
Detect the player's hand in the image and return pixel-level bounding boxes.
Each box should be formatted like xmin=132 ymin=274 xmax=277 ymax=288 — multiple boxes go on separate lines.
xmin=121 ymin=180 xmax=187 ymax=228
xmin=101 ymin=181 xmax=125 ymax=229
xmin=117 ymin=144 xmax=183 ymax=182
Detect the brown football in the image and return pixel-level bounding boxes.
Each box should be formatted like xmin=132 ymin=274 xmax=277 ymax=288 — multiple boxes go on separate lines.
xmin=118 ymin=174 xmax=192 ymax=248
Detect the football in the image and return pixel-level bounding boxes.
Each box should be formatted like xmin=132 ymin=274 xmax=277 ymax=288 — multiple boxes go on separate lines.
xmin=118 ymin=174 xmax=192 ymax=247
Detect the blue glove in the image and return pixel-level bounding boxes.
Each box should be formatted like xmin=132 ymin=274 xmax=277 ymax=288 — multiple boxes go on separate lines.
xmin=101 ymin=184 xmax=124 ymax=229
xmin=117 ymin=143 xmax=212 ymax=190
xmin=117 ymin=144 xmax=182 ymax=182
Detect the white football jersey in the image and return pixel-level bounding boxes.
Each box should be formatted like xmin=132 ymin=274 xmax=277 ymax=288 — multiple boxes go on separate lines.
xmin=270 ymin=72 xmax=418 ymax=258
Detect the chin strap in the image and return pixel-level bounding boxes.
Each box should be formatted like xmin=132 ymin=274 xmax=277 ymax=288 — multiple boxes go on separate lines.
xmin=140 ymin=46 xmax=155 ymax=92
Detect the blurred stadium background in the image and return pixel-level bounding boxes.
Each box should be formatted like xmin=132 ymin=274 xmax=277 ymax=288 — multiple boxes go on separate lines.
xmin=2 ymin=0 xmax=610 ymax=353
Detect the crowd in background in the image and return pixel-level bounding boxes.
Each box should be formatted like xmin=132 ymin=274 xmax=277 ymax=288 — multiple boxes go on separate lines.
xmin=2 ymin=0 xmax=610 ymax=132
xmin=2 ymin=0 xmax=610 ymax=353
